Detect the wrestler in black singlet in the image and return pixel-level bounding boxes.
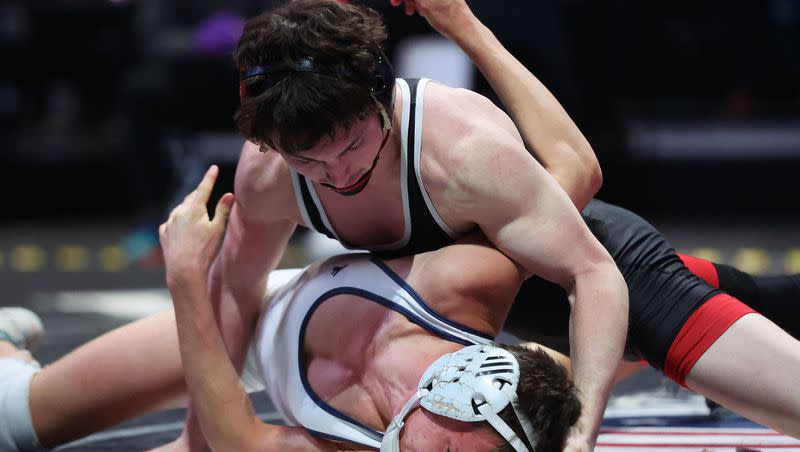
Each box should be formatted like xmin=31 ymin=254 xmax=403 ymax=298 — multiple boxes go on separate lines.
xmin=293 ymin=78 xmax=455 ymax=258
xmin=293 ymin=79 xmax=800 ymax=372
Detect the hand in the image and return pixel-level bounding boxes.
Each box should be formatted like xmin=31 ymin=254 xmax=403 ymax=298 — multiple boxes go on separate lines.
xmin=160 ymin=165 xmax=234 ymax=286
xmin=389 ymin=0 xmax=474 ymax=40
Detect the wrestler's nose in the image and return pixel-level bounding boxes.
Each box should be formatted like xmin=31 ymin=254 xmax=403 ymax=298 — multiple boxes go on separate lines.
xmin=325 ymin=163 xmax=354 ymax=187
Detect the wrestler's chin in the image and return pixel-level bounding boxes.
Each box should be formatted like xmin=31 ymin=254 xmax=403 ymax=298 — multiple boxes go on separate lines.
xmin=322 ymin=171 xmax=373 ymax=196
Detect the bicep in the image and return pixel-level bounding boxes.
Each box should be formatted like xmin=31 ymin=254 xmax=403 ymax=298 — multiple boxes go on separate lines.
xmin=460 ymin=90 xmax=600 ymax=210
xmin=220 ymin=144 xmax=298 ymax=295
xmin=457 ymin=134 xmax=609 ymax=288
xmin=219 ymin=202 xmax=296 ymax=292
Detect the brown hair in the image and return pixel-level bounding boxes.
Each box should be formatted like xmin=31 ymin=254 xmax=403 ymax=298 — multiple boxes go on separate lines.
xmin=234 ymin=0 xmax=388 ymax=155
xmin=491 ymin=344 xmax=582 ymax=452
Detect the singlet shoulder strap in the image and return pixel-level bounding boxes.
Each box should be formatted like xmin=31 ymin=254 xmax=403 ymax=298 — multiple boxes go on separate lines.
xmin=290 ymin=170 xmax=335 ymax=239
xmin=290 ymin=256 xmax=494 ymax=448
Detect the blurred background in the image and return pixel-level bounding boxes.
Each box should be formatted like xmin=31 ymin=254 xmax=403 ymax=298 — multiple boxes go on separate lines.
xmin=1 ymin=0 xmax=799 ymax=306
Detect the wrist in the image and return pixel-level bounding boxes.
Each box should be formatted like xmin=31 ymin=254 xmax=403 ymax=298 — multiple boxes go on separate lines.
xmin=166 ymin=269 xmax=207 ymax=294
xmin=450 ymin=15 xmax=494 ymax=59
xmin=438 ymin=5 xmax=480 ymax=42
xmin=575 ymin=401 xmax=602 ymax=440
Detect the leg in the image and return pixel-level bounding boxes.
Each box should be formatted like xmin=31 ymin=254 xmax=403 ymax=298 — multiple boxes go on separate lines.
xmin=0 ymin=342 xmax=35 ymax=364
xmin=685 ymin=313 xmax=800 ymax=438
xmin=679 ymin=253 xmax=800 ymax=337
xmin=29 ymin=309 xmax=186 ymax=448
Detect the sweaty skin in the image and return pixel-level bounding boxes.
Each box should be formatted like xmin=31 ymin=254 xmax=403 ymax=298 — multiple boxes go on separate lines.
xmin=174 ymin=1 xmax=622 ymax=450
xmin=162 ymin=170 xmax=566 ymax=450
xmin=228 ymin=79 xmax=626 ymax=450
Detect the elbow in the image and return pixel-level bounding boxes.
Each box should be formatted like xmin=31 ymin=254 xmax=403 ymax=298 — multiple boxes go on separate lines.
xmin=571 ymin=146 xmax=602 ymax=211
xmin=579 ymin=142 xmax=603 ymax=198
xmin=571 ymin=259 xmax=628 ymax=311
xmin=600 ymin=261 xmax=628 ymax=311
xmin=553 ymin=141 xmax=603 ymax=210
xmin=587 ymin=154 xmax=603 ymax=196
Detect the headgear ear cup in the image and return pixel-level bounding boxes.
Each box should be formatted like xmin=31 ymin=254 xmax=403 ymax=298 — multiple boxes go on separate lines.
xmin=369 ymin=49 xmax=396 ymax=129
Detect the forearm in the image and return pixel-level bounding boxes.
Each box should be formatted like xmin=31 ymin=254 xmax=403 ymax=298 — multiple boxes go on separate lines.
xmin=568 ymin=263 xmax=628 ymax=442
xmin=179 ymin=267 xmax=264 ymax=450
xmin=447 ymin=11 xmax=600 ymax=209
xmin=217 ymin=285 xmax=262 ymax=369
xmin=179 ymin=312 xmax=257 ymax=450
xmin=171 ymin=275 xmax=261 ymax=451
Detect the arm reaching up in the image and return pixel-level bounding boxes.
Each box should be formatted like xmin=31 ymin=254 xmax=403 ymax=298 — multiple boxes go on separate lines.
xmin=392 ymin=0 xmax=601 ymax=210
xmin=159 ymin=166 xmax=338 ymax=452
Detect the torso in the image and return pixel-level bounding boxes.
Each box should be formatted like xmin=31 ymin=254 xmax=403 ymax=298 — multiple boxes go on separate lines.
xmin=301 ymin=235 xmax=525 ymax=433
xmin=311 ymin=159 xmax=407 ymax=247
xmin=237 ymin=76 xmax=526 ymax=255
xmin=240 ymin=77 xmax=530 ymax=441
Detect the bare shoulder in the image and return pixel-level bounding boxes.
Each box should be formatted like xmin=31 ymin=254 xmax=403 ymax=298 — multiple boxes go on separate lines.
xmin=422 ymin=82 xmax=523 ymax=154
xmin=418 ymin=83 xmax=537 ymax=209
xmin=234 ymin=141 xmax=303 ymax=225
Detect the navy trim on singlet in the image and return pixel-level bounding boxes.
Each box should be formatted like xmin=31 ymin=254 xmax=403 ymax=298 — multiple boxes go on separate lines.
xmin=293 ymin=78 xmax=455 ymax=256
xmin=303 ymin=428 xmax=374 ymax=446
xmin=297 ymin=286 xmax=477 ymax=443
xmin=369 ymin=257 xmax=495 ymax=341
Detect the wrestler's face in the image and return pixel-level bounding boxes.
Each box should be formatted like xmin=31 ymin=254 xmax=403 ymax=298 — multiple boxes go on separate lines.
xmin=399 ymin=408 xmax=501 ymax=452
xmin=276 ymin=116 xmax=389 ymax=196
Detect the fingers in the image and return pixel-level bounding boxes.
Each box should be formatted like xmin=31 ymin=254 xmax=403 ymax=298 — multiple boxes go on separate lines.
xmin=405 ymin=0 xmax=416 ymax=15
xmin=389 ymin=0 xmax=416 ymax=15
xmin=160 ymin=166 xmax=227 ymax=244
xmin=192 ymin=165 xmax=219 ymax=204
xmin=212 ymin=193 xmax=235 ymax=227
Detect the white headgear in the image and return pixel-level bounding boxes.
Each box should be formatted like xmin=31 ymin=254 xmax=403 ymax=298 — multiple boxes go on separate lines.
xmin=380 ymin=345 xmax=538 ymax=452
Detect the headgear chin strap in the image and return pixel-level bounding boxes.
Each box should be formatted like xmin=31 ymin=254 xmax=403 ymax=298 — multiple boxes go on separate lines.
xmin=380 ymin=345 xmax=538 ymax=452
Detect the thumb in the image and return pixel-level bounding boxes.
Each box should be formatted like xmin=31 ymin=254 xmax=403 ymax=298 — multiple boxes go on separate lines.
xmin=213 ymin=193 xmax=235 ymax=226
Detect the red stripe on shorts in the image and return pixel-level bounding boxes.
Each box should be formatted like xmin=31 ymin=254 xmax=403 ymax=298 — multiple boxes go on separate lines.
xmin=664 ymin=293 xmax=755 ymax=386
xmin=677 ymin=253 xmax=719 ymax=287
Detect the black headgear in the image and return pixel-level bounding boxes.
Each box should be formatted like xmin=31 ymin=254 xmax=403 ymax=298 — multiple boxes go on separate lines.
xmin=239 ymin=48 xmax=395 ymax=128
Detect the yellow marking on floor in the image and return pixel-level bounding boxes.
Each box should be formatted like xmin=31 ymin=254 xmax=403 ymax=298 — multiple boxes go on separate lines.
xmin=786 ymin=249 xmax=800 ymax=274
xmin=10 ymin=245 xmax=47 ymax=272
xmin=688 ymin=248 xmax=723 ymax=264
xmin=55 ymin=245 xmax=90 ymax=272
xmin=733 ymin=248 xmax=771 ymax=275
xmin=98 ymin=245 xmax=128 ymax=272
xmin=3 ymin=241 xmax=794 ymax=276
